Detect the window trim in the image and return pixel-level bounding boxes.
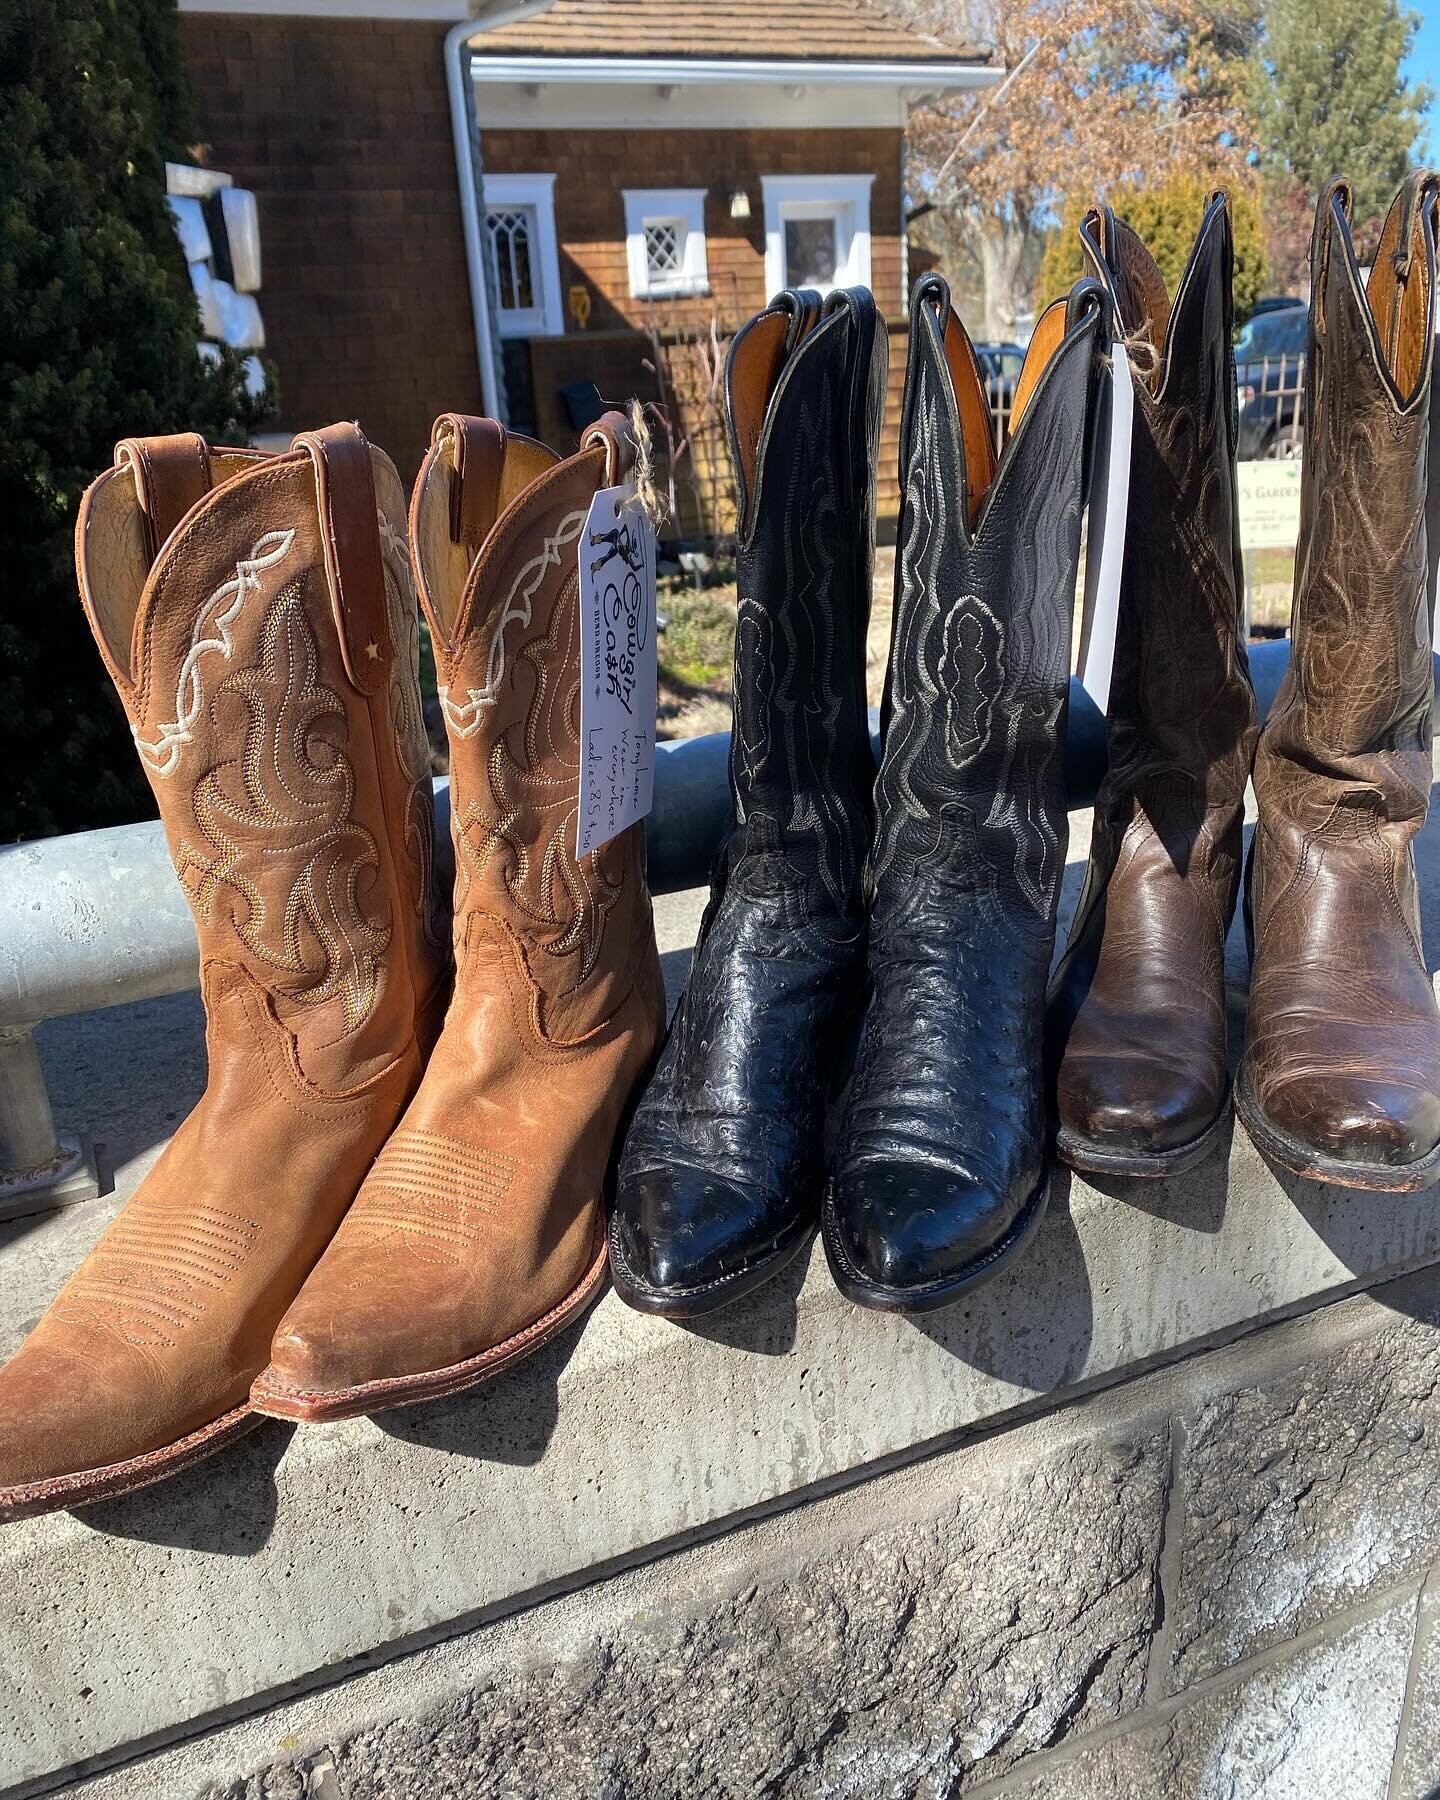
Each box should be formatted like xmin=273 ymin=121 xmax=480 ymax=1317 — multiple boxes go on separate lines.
xmin=761 ymin=174 xmax=874 ymax=298
xmin=481 ymin=172 xmax=563 ymax=337
xmin=623 ymin=188 xmax=710 ymax=300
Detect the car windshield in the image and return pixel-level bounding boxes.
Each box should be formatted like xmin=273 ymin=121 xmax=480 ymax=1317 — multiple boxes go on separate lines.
xmin=1235 ymin=307 xmax=1307 ymax=362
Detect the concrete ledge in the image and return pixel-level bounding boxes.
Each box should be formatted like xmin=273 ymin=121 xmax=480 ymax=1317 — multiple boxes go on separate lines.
xmin=6 ymin=786 xmax=1440 ymax=1795
xmin=54 ymin=1269 xmax=1440 ymax=1799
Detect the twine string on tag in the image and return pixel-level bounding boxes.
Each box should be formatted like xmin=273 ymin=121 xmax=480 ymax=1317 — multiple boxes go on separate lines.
xmin=625 ymin=397 xmax=668 ymax=532
xmin=1118 ymin=320 xmax=1159 ymax=383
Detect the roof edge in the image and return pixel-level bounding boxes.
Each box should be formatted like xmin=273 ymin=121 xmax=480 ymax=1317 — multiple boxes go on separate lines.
xmin=467 ymin=51 xmax=1000 ymax=85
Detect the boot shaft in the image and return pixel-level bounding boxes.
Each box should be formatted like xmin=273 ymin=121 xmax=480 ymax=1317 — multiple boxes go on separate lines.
xmin=410 ymin=412 xmax=654 ymax=1035
xmin=1268 ymin=173 xmax=1439 ymax=798
xmin=74 ymin=428 xmax=443 ymax=1087
xmin=873 ymin=272 xmax=1106 ymax=923
xmin=1078 ymin=193 xmax=1256 ymax=794
xmin=723 ymin=286 xmax=885 ymax=914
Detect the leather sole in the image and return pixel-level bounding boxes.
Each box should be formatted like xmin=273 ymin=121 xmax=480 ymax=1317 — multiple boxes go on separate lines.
xmin=248 ymin=1217 xmax=611 ymax=1424
xmin=821 ymin=1170 xmax=1051 ymax=1315
xmin=1235 ymin=1070 xmax=1440 ymax=1194
xmin=607 ymin=1210 xmax=817 ymax=1319
xmin=1054 ymin=1084 xmax=1232 ymax=1179
xmin=0 ymin=1402 xmax=258 ymax=1524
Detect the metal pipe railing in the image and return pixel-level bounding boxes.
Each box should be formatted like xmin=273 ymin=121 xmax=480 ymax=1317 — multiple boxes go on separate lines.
xmin=0 ymin=643 xmax=1301 ymax=1215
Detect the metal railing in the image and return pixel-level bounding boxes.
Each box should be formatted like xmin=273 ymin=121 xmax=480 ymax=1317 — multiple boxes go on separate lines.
xmin=0 ymin=644 xmax=1303 ymax=1217
xmin=1236 ymin=353 xmax=1306 ymax=462
xmin=988 ymin=354 xmax=1308 ymax=462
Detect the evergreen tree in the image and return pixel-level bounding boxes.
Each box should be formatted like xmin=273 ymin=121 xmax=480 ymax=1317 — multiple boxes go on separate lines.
xmin=0 ymin=0 xmax=265 ymax=842
xmin=1255 ymin=0 xmax=1431 ymax=230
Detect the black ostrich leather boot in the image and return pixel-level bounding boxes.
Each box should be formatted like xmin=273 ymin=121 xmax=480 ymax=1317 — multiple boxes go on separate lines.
xmin=823 ymin=272 xmax=1108 ymax=1313
xmin=611 ymin=286 xmax=886 ymax=1316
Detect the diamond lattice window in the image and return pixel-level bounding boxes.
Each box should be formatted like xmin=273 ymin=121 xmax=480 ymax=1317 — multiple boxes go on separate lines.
xmin=644 ymin=221 xmax=684 ymax=280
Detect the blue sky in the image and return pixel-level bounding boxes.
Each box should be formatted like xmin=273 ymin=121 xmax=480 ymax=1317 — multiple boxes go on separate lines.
xmin=1406 ymin=2 xmax=1440 ymax=158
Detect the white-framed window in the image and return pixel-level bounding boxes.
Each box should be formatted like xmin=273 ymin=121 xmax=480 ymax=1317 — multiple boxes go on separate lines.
xmin=482 ymin=173 xmax=563 ymax=337
xmin=623 ymin=188 xmax=709 ymax=299
xmin=761 ymin=175 xmax=874 ymax=298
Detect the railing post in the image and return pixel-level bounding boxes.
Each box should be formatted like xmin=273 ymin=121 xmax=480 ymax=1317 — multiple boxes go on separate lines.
xmin=0 ymin=1025 xmax=99 ymax=1221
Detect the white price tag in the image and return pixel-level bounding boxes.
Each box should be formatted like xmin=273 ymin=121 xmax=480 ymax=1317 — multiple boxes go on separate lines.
xmin=577 ymin=483 xmax=658 ymax=860
xmin=1077 ymin=340 xmax=1135 ymax=715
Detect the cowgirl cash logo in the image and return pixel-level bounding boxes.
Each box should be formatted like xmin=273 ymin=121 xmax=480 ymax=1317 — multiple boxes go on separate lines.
xmin=589 ymin=510 xmax=649 ymax=717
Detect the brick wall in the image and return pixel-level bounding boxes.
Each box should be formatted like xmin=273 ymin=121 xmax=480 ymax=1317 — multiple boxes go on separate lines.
xmin=482 ymin=125 xmax=905 ymax=330
xmin=179 ymin=14 xmax=482 ymax=481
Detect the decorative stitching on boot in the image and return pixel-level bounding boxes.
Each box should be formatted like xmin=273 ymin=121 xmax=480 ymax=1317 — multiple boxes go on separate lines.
xmin=173 ymin=581 xmax=392 ymax=1035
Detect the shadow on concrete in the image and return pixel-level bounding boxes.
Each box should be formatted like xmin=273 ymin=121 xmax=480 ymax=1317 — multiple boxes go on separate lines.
xmin=1080 ymin=1112 xmax=1235 ymax=1235
xmin=77 ymin=1419 xmax=293 ymax=1555
xmin=906 ymin=1167 xmax=1096 ymax=1393
xmin=371 ymin=1316 xmax=588 ymax=1465
xmin=1246 ymin=1153 xmax=1440 ymax=1326
xmin=37 ymin=989 xmax=207 ymax=1177
xmin=673 ymin=1232 xmax=811 ymax=1356
xmin=659 ymin=945 xmax=695 ymax=1018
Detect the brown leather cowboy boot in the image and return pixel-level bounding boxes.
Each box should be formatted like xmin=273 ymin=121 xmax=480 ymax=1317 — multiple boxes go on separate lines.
xmin=251 ymin=412 xmax=665 ymax=1421
xmin=1048 ymin=192 xmax=1258 ymax=1175
xmin=1239 ymin=172 xmax=1440 ymax=1191
xmin=0 ymin=426 xmax=446 ymax=1521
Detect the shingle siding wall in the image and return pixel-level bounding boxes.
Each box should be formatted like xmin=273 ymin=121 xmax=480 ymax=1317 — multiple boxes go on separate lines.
xmin=482 ymin=124 xmax=905 ymax=327
xmin=179 ymin=16 xmax=910 ymax=517
xmin=180 ymin=14 xmax=482 ymax=481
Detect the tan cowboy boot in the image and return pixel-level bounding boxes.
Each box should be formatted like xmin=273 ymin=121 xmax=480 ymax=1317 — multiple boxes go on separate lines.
xmin=251 ymin=412 xmax=665 ymax=1422
xmin=0 ymin=425 xmax=446 ymax=1521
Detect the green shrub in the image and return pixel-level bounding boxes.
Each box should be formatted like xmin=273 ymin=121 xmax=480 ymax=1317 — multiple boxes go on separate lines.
xmin=1039 ymin=172 xmax=1268 ymax=327
xmin=0 ymin=0 xmax=267 ymax=841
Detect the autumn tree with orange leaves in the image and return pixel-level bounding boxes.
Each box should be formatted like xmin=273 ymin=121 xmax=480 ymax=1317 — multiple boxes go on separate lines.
xmin=902 ymin=0 xmax=1256 ymax=337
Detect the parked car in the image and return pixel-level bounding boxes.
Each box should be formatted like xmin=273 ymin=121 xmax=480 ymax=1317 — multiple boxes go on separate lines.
xmin=972 ymin=340 xmax=1025 ymax=431
xmin=1242 ymin=294 xmax=1308 ymax=324
xmin=1235 ymin=302 xmax=1308 ymax=460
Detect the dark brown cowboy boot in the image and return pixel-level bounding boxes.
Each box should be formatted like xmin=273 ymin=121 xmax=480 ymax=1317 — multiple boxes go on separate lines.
xmin=0 ymin=426 xmax=445 ymax=1520
xmin=1048 ymin=192 xmax=1257 ymax=1176
xmin=251 ymin=412 xmax=665 ymax=1419
xmin=1239 ymin=173 xmax=1440 ymax=1191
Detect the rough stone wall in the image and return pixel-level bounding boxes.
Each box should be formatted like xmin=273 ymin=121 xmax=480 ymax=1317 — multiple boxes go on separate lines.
xmin=69 ymin=1266 xmax=1440 ymax=1800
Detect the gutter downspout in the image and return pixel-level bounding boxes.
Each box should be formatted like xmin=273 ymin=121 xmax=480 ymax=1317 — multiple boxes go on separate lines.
xmin=444 ymin=1 xmax=555 ymax=421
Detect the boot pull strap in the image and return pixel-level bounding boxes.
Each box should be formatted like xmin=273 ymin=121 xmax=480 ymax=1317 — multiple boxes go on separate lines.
xmin=432 ymin=413 xmax=506 ymax=552
xmin=292 ymin=422 xmax=391 ymax=696
xmin=581 ymin=409 xmax=637 ymax=486
xmin=115 ymin=433 xmax=213 ymax=566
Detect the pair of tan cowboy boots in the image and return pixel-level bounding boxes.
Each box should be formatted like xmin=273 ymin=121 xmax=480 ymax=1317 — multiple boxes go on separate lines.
xmin=0 ymin=415 xmax=664 ymax=1521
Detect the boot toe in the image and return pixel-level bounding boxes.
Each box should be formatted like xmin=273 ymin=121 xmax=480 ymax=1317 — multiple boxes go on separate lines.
xmin=0 ymin=1349 xmax=102 ymax=1495
xmin=826 ymin=1160 xmax=1035 ymax=1302
xmin=262 ymin=1312 xmax=368 ymax=1401
xmin=1259 ymin=1072 xmax=1440 ymax=1171
xmin=261 ymin=1269 xmax=468 ymax=1402
xmin=611 ymin=1164 xmax=809 ymax=1301
xmin=1060 ymin=1053 xmax=1222 ymax=1155
xmin=0 ymin=1331 xmax=237 ymax=1506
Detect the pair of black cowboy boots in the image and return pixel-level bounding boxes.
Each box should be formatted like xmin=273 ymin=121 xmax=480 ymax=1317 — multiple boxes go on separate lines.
xmin=611 ymin=276 xmax=1111 ymax=1317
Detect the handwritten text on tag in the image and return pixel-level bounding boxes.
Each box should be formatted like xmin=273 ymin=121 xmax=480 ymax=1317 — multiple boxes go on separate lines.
xmin=577 ymin=483 xmax=658 ymax=860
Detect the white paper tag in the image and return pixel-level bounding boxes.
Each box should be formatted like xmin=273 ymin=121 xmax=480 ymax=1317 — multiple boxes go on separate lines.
xmin=1077 ymin=340 xmax=1135 ymax=714
xmin=577 ymin=482 xmax=658 ymax=860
